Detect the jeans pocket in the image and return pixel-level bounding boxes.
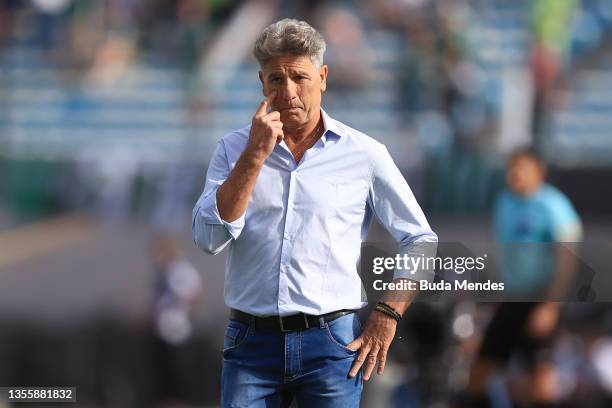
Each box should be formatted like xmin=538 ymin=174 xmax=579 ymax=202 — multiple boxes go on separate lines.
xmin=222 ymin=320 xmax=251 ymax=353
xmin=355 ymin=313 xmax=363 ymax=331
xmin=324 ymin=314 xmax=360 ymax=354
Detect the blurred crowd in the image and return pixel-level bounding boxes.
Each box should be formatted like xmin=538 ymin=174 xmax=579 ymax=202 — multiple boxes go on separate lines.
xmin=4 ymin=0 xmax=611 ymax=222
xmin=3 ymin=0 xmax=612 ymax=221
xmin=1 ymin=1 xmax=612 ymax=407
xmin=0 ymin=0 xmax=240 ymax=67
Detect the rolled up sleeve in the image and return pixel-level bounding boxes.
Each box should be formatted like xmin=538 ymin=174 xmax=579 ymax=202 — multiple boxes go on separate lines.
xmin=368 ymin=144 xmax=438 ymax=282
xmin=192 ymin=140 xmax=246 ymax=255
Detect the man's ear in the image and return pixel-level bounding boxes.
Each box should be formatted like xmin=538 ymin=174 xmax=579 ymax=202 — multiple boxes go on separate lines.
xmin=259 ymin=70 xmax=265 ymax=96
xmin=320 ymin=65 xmax=328 ymax=92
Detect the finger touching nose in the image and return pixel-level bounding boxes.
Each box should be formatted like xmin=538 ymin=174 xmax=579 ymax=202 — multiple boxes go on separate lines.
xmin=265 ymin=90 xmax=277 ymax=106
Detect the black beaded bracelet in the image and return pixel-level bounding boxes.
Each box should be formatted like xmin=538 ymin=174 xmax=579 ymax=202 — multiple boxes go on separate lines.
xmin=375 ymin=302 xmax=402 ymax=322
xmin=378 ymin=302 xmax=402 ymax=317
xmin=375 ymin=304 xmax=401 ymax=322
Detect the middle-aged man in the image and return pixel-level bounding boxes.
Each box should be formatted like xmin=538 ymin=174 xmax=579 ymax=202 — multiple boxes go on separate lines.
xmin=192 ymin=19 xmax=438 ymax=407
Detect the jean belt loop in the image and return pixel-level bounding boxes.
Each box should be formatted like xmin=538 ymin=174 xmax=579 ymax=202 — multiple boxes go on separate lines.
xmin=318 ymin=316 xmax=326 ymax=329
xmin=249 ymin=315 xmax=255 ymax=333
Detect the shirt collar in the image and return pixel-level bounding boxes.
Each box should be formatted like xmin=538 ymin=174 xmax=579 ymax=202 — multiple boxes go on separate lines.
xmin=320 ymin=108 xmax=345 ymax=143
xmin=278 ymin=107 xmax=344 ymax=151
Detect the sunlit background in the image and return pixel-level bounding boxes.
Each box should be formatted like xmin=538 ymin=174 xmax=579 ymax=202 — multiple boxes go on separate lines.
xmin=1 ymin=0 xmax=612 ymax=407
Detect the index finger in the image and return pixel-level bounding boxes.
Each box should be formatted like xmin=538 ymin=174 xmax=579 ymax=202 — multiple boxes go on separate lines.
xmin=349 ymin=342 xmax=370 ymax=378
xmin=255 ymin=91 xmax=276 ymax=117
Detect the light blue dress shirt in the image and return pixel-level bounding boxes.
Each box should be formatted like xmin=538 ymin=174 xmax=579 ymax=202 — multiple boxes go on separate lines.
xmin=192 ymin=109 xmax=438 ymax=316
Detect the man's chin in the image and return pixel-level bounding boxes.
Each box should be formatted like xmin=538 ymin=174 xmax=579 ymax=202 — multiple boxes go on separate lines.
xmin=280 ymin=113 xmax=306 ymax=128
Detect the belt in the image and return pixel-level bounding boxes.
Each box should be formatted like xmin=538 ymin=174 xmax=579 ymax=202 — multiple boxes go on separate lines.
xmin=229 ymin=308 xmax=357 ymax=332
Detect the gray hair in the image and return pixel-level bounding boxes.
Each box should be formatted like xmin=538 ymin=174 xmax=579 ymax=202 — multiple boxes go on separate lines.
xmin=254 ymin=19 xmax=326 ymax=68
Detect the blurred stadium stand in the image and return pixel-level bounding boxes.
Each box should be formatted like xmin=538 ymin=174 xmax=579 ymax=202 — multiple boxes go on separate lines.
xmin=1 ymin=0 xmax=612 ymax=221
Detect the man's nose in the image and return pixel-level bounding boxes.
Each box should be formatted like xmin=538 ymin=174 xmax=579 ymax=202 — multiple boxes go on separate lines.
xmin=278 ymin=79 xmax=298 ymax=101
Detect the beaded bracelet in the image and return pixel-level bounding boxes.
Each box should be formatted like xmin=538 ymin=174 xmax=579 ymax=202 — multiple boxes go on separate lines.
xmin=375 ymin=302 xmax=402 ymax=322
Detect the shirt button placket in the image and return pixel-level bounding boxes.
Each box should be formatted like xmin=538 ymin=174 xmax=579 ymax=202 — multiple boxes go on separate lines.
xmin=278 ymin=171 xmax=297 ymax=314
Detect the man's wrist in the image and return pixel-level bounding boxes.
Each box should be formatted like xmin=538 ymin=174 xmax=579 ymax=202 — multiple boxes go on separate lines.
xmin=241 ymin=147 xmax=268 ymax=167
xmin=372 ymin=309 xmax=399 ymax=325
xmin=379 ymin=296 xmax=413 ymax=317
xmin=375 ymin=302 xmax=402 ymax=323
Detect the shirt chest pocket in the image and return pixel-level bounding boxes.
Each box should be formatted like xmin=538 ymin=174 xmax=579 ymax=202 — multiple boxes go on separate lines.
xmin=294 ymin=175 xmax=369 ymax=216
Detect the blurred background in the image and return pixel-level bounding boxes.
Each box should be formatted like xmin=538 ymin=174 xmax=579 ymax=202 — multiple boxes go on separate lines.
xmin=1 ymin=0 xmax=612 ymax=407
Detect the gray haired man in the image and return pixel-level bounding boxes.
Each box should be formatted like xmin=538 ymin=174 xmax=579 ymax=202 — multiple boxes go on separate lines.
xmin=192 ymin=18 xmax=437 ymax=407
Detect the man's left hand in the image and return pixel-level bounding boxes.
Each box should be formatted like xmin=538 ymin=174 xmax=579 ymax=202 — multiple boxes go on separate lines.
xmin=347 ymin=311 xmax=397 ymax=380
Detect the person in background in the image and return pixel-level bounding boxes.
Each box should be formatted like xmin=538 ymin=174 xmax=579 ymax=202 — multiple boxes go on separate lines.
xmin=529 ymin=0 xmax=577 ymax=148
xmin=150 ymin=235 xmax=203 ymax=407
xmin=456 ymin=149 xmax=582 ymax=408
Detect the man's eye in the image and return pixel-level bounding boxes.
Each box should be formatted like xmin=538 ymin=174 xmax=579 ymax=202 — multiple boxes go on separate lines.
xmin=295 ymin=76 xmax=307 ymax=81
xmin=270 ymin=77 xmax=281 ymax=83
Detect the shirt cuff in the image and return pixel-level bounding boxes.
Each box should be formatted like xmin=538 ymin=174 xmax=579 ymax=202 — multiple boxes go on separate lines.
xmin=393 ymin=240 xmax=438 ymax=282
xmin=197 ymin=192 xmax=246 ymax=240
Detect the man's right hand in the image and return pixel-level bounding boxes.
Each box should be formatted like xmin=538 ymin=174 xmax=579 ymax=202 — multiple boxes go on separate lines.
xmin=245 ymin=91 xmax=283 ymax=163
xmin=216 ymin=92 xmax=282 ymax=223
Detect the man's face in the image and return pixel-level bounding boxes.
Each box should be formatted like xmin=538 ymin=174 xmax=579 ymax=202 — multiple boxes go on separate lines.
xmin=506 ymin=155 xmax=545 ymax=196
xmin=259 ymin=55 xmax=328 ymax=129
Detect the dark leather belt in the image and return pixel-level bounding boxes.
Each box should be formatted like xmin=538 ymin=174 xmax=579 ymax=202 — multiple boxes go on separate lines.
xmin=230 ymin=308 xmax=357 ymax=332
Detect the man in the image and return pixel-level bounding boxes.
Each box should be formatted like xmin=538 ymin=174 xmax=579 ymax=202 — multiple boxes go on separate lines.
xmin=457 ymin=149 xmax=582 ymax=408
xmin=192 ymin=19 xmax=437 ymax=407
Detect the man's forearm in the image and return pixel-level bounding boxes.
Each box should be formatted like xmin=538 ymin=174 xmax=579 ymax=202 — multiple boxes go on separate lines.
xmin=217 ymin=150 xmax=265 ymax=222
xmin=380 ymin=278 xmax=419 ymax=316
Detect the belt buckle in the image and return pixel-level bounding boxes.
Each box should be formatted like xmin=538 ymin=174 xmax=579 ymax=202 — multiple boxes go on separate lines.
xmin=278 ymin=314 xmax=310 ymax=332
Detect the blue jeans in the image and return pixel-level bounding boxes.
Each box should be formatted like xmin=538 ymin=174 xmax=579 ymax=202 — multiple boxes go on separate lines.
xmin=221 ymin=312 xmax=364 ymax=407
